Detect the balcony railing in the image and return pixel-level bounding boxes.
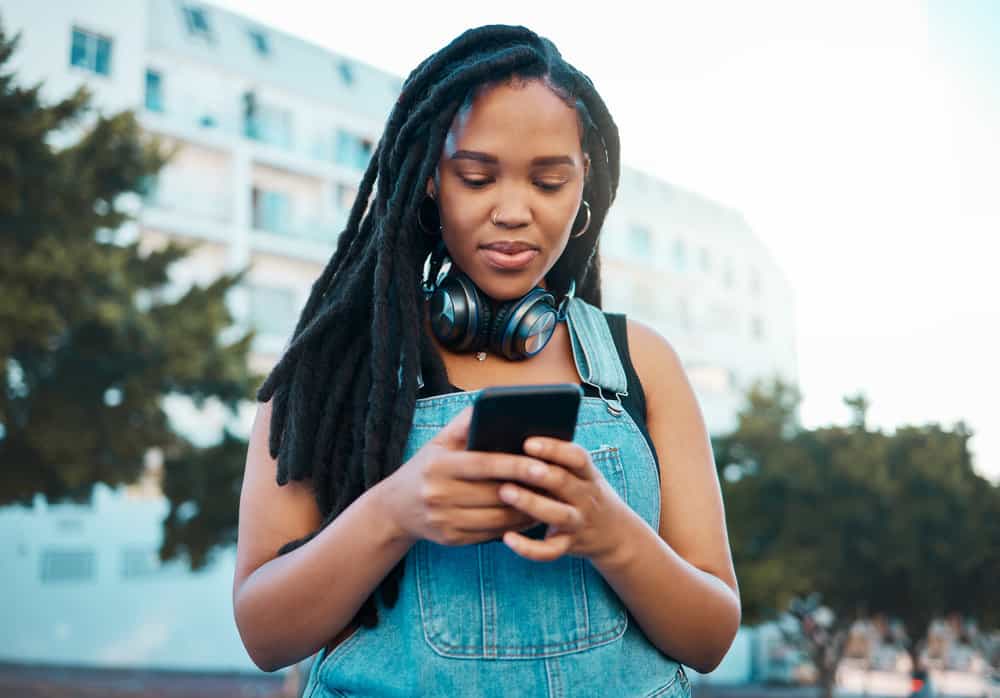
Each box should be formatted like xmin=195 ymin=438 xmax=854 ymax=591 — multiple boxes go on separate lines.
xmin=251 ymin=209 xmax=347 ymax=245
xmin=142 ymin=100 xmax=380 ymax=177
xmin=142 ymin=181 xmax=231 ymax=223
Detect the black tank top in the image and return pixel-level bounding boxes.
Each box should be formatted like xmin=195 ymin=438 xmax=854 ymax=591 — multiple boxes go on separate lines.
xmin=418 ymin=312 xmax=659 ymax=469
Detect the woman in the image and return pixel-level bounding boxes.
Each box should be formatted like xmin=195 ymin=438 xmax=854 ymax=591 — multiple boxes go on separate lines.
xmin=233 ymin=24 xmax=740 ymax=697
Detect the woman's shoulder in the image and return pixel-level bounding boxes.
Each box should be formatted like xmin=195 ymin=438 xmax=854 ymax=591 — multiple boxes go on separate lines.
xmin=599 ymin=310 xmax=682 ymax=372
xmin=620 ymin=316 xmax=679 ymax=359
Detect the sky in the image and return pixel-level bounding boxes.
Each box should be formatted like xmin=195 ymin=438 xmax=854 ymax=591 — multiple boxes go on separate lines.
xmin=212 ymin=0 xmax=1000 ymax=480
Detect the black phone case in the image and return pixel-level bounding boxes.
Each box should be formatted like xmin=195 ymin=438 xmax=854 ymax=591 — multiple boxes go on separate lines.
xmin=467 ymin=383 xmax=583 ymax=454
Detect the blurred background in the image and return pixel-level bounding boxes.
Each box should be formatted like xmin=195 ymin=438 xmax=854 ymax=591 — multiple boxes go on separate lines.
xmin=0 ymin=1 xmax=997 ymax=696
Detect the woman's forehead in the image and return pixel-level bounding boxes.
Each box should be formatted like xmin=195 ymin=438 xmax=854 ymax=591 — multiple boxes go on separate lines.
xmin=444 ymin=79 xmax=583 ymax=161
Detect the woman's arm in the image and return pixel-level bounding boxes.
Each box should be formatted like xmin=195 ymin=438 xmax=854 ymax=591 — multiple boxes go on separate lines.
xmin=496 ymin=318 xmax=741 ymax=672
xmin=233 ymin=401 xmax=541 ymax=672
xmin=594 ymin=318 xmax=740 ymax=672
xmin=232 ymin=400 xmax=413 ymax=672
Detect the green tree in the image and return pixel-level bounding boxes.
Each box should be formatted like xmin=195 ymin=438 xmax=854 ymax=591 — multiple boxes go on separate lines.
xmin=715 ymin=379 xmax=877 ymax=697
xmin=0 ymin=21 xmax=259 ymax=569
xmin=866 ymin=421 xmax=1000 ymax=670
xmin=716 ymin=379 xmax=1000 ymax=697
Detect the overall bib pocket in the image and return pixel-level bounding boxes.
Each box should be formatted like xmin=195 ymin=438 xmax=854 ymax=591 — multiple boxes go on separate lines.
xmin=645 ymin=666 xmax=691 ymax=697
xmin=308 ymin=626 xmax=363 ymax=694
xmin=415 ymin=446 xmax=629 ymax=659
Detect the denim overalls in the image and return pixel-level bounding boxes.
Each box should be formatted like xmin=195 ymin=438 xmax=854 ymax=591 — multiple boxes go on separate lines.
xmin=303 ymin=299 xmax=692 ymax=697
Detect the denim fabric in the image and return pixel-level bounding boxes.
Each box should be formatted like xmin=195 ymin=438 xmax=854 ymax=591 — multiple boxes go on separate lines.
xmin=565 ymin=298 xmax=628 ymax=415
xmin=304 ymin=300 xmax=691 ymax=697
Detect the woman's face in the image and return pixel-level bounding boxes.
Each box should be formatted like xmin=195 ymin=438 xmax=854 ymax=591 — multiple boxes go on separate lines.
xmin=428 ymin=78 xmax=590 ymax=301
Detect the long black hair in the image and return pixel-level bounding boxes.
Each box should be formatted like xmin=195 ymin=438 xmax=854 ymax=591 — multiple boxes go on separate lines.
xmin=255 ymin=24 xmax=620 ymax=629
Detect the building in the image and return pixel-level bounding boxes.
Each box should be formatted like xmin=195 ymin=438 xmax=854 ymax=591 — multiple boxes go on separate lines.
xmin=602 ymin=167 xmax=797 ymax=435
xmin=0 ymin=0 xmax=795 ymax=677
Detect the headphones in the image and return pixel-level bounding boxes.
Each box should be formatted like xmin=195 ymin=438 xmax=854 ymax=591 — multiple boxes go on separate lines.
xmin=423 ymin=245 xmax=574 ymax=361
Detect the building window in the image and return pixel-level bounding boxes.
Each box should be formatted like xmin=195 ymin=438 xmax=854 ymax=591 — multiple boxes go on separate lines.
xmin=248 ymin=29 xmax=270 ymax=56
xmin=121 ymin=547 xmax=162 ymax=579
xmin=673 ymin=239 xmax=687 ymax=272
xmin=249 ymin=285 xmax=298 ymax=338
xmin=41 ymin=548 xmax=95 ymax=583
xmin=242 ymin=92 xmax=256 ymax=138
xmin=334 ymin=130 xmax=373 ymax=170
xmin=252 ymin=187 xmax=291 ymax=235
xmin=144 ymin=69 xmax=163 ymax=112
xmin=182 ymin=5 xmax=213 ymax=40
xmin=138 ymin=173 xmax=160 ymax=205
xmin=337 ymin=61 xmax=355 ymax=86
xmin=70 ymin=28 xmax=112 ymax=76
xmin=243 ymin=92 xmax=293 ymax=149
xmin=628 ymin=224 xmax=652 ymax=258
xmin=56 ymin=518 xmax=84 ymax=533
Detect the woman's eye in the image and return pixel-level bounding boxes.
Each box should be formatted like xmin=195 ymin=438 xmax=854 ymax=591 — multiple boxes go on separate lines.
xmin=460 ymin=177 xmax=491 ymax=188
xmin=536 ymin=181 xmax=566 ymax=192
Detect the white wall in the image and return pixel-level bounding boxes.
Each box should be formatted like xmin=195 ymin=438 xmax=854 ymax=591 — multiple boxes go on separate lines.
xmin=0 ymin=0 xmax=147 ymax=114
xmin=0 ymin=487 xmax=261 ymax=672
xmin=602 ymin=168 xmax=798 ymax=435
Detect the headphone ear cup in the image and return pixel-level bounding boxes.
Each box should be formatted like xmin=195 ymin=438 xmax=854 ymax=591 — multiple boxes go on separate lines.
xmin=492 ymin=289 xmax=558 ymax=360
xmin=430 ymin=271 xmax=483 ymax=352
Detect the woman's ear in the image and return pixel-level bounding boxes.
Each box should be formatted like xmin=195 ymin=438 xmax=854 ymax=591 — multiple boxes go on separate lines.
xmin=582 ymin=153 xmax=591 ymax=181
xmin=426 ymin=177 xmax=437 ymax=199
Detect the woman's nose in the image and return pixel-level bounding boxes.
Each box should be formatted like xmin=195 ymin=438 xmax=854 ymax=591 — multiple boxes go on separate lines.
xmin=490 ymin=196 xmax=531 ymax=228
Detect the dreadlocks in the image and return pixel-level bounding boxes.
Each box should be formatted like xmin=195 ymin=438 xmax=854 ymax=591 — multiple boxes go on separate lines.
xmin=255 ymin=24 xmax=620 ymax=628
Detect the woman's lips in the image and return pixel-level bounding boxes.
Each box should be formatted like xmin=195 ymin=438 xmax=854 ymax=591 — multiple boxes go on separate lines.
xmin=479 ymin=245 xmax=540 ymax=270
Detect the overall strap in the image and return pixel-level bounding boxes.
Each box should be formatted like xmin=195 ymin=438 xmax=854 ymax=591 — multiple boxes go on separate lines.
xmin=566 ymin=297 xmax=629 ymax=415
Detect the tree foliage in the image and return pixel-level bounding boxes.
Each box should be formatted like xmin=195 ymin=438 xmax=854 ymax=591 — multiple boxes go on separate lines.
xmin=0 ymin=21 xmax=260 ymax=568
xmin=716 ymin=377 xmax=1000 ymax=689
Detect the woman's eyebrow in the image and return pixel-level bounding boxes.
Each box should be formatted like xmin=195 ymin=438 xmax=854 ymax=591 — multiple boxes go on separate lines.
xmin=450 ymin=150 xmax=497 ymax=164
xmin=530 ymin=155 xmax=575 ymax=167
xmin=449 ymin=150 xmax=577 ymax=167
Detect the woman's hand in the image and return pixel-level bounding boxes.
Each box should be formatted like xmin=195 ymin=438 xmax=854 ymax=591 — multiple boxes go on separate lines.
xmin=380 ymin=407 xmax=541 ymax=547
xmin=496 ymin=437 xmax=631 ymax=564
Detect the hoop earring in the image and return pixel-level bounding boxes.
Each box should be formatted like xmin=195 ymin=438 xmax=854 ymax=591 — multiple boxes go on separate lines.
xmin=570 ymin=200 xmax=591 ymax=239
xmin=418 ymin=195 xmax=441 ymax=236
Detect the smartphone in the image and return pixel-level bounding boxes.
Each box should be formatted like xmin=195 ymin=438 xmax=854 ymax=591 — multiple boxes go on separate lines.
xmin=467 ymin=383 xmax=583 ymax=454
